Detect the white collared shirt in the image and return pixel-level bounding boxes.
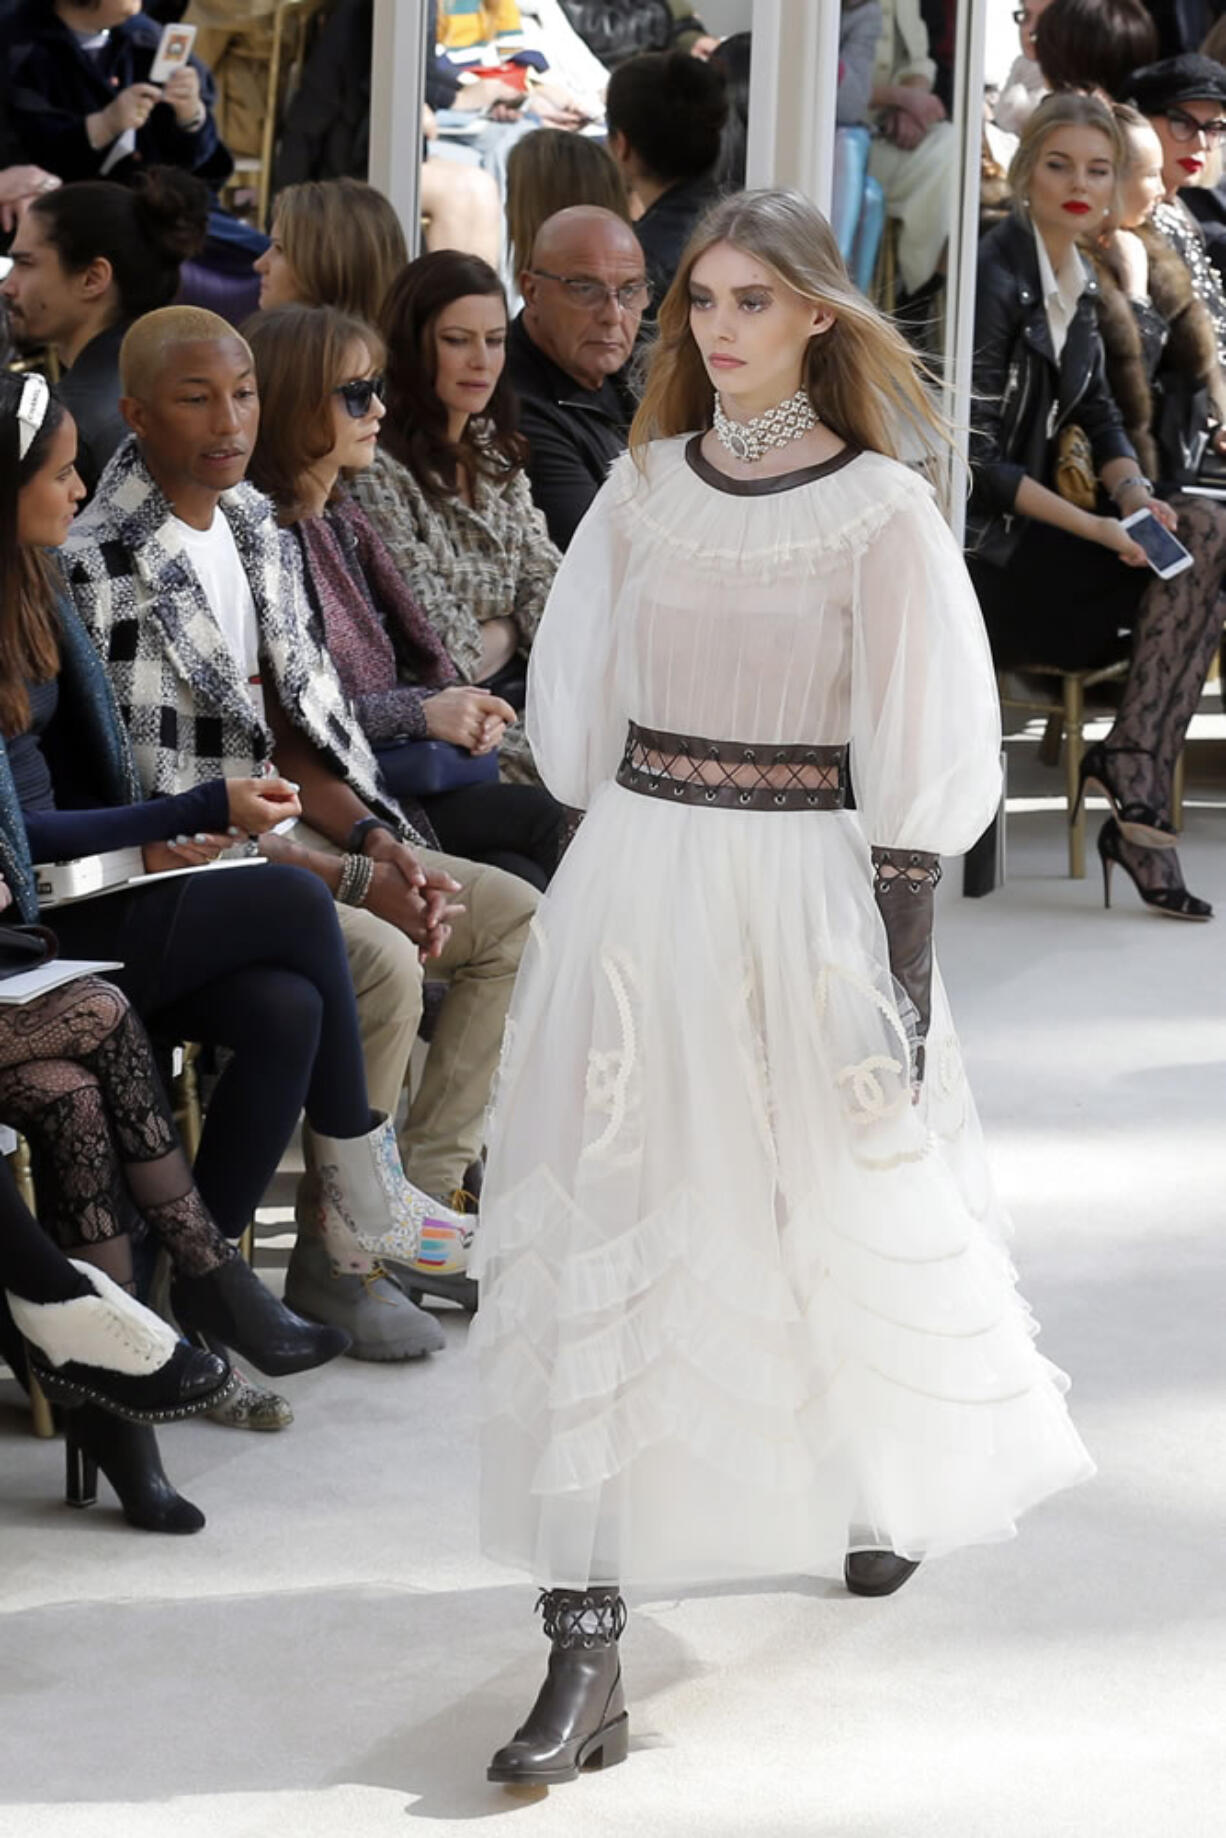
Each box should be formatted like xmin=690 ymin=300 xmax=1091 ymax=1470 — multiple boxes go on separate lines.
xmin=1033 ymin=225 xmax=1087 ymax=362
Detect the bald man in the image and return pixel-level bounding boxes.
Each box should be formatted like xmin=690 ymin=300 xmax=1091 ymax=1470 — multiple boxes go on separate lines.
xmin=63 ymin=307 xmax=537 ymax=1359
xmin=508 ymin=206 xmax=650 ymax=549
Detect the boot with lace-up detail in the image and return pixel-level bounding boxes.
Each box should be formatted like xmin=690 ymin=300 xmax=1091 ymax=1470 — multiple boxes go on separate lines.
xmin=8 ymin=1260 xmax=232 ymax=1423
xmin=488 ymin=1588 xmax=629 ymax=1787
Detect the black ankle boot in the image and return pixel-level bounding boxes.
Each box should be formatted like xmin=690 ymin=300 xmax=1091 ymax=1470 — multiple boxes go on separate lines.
xmin=171 ymin=1257 xmax=351 ymax=1376
xmin=487 ymin=1588 xmax=629 ymax=1786
xmin=844 ymin=1550 xmax=921 ymax=1597
xmin=65 ymin=1405 xmax=205 ymax=1534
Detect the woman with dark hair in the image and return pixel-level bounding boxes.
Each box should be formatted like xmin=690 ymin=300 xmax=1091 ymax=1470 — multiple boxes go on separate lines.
xmin=1034 ymin=0 xmax=1159 ymax=97
xmin=0 ymin=369 xmax=464 ymax=1416
xmin=351 ymin=250 xmax=563 ymax=785
xmin=1 ymin=0 xmax=232 ymax=190
xmin=1 ymin=167 xmax=209 ymax=494
xmin=605 ymin=49 xmax=728 ymax=308
xmin=969 ymin=92 xmax=1226 ymax=918
xmin=247 ymin=303 xmax=565 ymax=888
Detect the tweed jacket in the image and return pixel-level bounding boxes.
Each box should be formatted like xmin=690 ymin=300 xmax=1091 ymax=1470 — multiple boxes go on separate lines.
xmin=350 ymin=444 xmax=561 ymax=786
xmin=62 ymin=439 xmax=422 ymax=844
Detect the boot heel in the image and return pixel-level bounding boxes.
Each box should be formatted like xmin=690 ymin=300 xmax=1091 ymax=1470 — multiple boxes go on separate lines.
xmin=1101 ymin=854 xmax=1113 ymax=909
xmin=580 ymin=1711 xmax=629 ymax=1772
xmin=65 ymin=1433 xmax=98 ymax=1509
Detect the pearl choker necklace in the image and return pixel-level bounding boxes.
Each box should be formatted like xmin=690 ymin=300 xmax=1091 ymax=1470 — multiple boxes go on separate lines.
xmin=712 ymin=387 xmax=820 ymax=464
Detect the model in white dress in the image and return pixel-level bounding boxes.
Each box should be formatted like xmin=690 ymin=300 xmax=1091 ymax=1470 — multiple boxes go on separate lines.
xmin=474 ymin=432 xmax=1094 ymax=1589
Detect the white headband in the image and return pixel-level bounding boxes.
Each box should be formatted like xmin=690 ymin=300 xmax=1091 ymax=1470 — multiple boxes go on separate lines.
xmin=16 ymin=373 xmax=50 ymax=462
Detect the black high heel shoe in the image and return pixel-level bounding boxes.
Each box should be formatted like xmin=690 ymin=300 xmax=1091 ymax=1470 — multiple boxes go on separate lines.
xmin=170 ymin=1256 xmax=351 ymax=1377
xmin=65 ymin=1405 xmax=205 ymax=1533
xmin=845 ymin=1551 xmax=921 ymax=1597
xmin=1098 ymin=819 xmax=1212 ymax=921
xmin=1071 ymin=744 xmax=1177 ymax=849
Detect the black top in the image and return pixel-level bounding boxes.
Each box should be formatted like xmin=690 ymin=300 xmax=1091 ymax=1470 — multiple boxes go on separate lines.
xmin=8 ymin=679 xmax=57 ymax=814
xmin=635 ymin=173 xmax=721 ymax=315
xmin=685 ymin=434 xmax=861 ymax=495
xmin=58 ymin=320 xmax=131 ymax=501
xmin=506 ymin=311 xmax=634 ymax=550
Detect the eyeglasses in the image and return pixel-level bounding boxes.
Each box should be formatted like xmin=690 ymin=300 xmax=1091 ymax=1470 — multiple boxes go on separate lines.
xmin=1163 ymin=105 xmax=1226 ymax=143
xmin=334 ymin=375 xmax=384 ymax=417
xmin=529 ymin=269 xmax=652 ymax=312
xmin=1011 ymin=8 xmax=1036 ymax=25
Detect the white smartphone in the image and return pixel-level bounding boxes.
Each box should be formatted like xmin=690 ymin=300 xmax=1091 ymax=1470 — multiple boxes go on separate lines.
xmin=1120 ymin=507 xmax=1194 ymax=579
xmin=149 ymin=21 xmax=197 ymax=84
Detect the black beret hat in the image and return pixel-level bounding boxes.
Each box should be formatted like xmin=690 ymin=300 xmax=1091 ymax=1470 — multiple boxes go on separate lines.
xmin=1127 ymin=54 xmax=1226 ymax=115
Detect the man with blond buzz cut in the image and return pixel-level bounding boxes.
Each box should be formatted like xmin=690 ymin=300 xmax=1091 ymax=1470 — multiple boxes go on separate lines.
xmin=64 ymin=306 xmax=536 ymax=1364
xmin=507 ymin=206 xmax=650 ymax=549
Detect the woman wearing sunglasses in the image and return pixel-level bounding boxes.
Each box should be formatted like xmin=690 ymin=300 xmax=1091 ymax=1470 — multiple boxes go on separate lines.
xmin=245 ymin=303 xmax=565 ymax=889
xmin=349 ymin=251 xmax=564 ymax=787
xmin=1128 ymin=56 xmax=1226 ymax=367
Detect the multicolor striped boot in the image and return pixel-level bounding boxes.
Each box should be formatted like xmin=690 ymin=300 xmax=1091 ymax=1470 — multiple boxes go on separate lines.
xmin=307 ymin=1114 xmax=477 ymax=1312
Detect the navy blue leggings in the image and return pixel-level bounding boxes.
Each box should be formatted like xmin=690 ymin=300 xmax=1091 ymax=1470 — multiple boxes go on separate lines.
xmin=51 ymin=864 xmax=370 ymax=1237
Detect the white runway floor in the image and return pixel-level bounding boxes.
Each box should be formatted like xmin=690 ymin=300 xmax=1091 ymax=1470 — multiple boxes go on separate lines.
xmin=3 ymin=712 xmax=1225 ymax=1838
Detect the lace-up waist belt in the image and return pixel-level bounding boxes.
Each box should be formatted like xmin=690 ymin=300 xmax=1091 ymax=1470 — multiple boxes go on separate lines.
xmin=616 ymin=722 xmax=849 ymax=812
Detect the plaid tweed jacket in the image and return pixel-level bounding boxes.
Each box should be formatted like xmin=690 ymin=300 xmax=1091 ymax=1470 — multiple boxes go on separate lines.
xmin=62 ymin=439 xmax=423 ymax=845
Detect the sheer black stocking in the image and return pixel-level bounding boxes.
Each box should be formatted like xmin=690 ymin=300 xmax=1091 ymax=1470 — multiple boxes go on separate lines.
xmin=0 ymin=980 xmax=232 ymax=1278
xmin=1107 ymin=497 xmax=1226 ymax=810
xmin=1111 ymin=827 xmax=1198 ymax=898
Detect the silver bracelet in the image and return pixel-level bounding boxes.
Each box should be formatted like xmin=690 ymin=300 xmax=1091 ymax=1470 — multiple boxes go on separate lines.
xmin=1109 ymin=474 xmax=1152 ymax=504
xmin=335 ymin=852 xmax=374 ymax=908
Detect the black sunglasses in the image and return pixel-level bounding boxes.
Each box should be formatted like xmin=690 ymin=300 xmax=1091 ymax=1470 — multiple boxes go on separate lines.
xmin=335 ymin=375 xmax=384 ymax=418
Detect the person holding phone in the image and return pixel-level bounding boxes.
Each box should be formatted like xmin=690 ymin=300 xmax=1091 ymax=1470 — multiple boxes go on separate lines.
xmin=968 ymin=93 xmax=1226 ymax=919
xmin=1 ymin=0 xmax=232 ymax=189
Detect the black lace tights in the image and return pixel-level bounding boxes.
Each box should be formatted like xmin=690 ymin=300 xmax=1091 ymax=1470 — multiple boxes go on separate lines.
xmin=0 ymin=978 xmax=232 ymax=1277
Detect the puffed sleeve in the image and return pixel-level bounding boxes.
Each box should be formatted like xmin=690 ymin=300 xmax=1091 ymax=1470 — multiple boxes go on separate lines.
xmin=524 ymin=472 xmax=630 ymax=810
xmin=850 ymin=471 xmax=1002 ymax=854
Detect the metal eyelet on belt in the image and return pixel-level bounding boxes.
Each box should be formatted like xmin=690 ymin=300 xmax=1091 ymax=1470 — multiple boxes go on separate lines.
xmin=739 ymin=791 xmax=751 ymax=805
xmin=673 ymin=785 xmax=685 ymax=797
xmin=774 ymin=793 xmax=786 ymax=806
xmin=705 ymin=788 xmax=716 ymax=801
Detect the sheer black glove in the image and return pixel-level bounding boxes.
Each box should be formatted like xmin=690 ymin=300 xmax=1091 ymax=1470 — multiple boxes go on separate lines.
xmin=871 ymin=846 xmax=942 ymax=1088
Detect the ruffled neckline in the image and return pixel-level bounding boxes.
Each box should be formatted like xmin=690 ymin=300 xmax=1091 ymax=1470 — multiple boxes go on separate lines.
xmin=684 ymin=433 xmax=863 ymax=496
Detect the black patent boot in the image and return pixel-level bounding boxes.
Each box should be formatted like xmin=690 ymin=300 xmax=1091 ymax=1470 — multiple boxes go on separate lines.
xmin=844 ymin=1551 xmax=921 ymax=1597
xmin=487 ymin=1587 xmax=629 ymax=1786
xmin=171 ymin=1256 xmax=351 ymax=1377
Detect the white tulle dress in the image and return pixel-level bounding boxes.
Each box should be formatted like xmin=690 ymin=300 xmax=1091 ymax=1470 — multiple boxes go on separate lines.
xmin=473 ymin=435 xmax=1094 ymax=1589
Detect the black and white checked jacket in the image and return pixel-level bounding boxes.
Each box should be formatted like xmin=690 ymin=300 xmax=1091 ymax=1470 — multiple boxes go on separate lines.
xmin=63 ymin=439 xmax=424 ymax=846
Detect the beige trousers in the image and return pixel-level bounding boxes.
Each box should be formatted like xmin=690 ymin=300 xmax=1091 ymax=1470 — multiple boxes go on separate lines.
xmin=290 ymin=825 xmax=536 ymax=1198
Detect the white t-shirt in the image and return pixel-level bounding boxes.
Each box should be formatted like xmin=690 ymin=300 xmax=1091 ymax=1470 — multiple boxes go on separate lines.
xmin=172 ymin=511 xmax=265 ymax=722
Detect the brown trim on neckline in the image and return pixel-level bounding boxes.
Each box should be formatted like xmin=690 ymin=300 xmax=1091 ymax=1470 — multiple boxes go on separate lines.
xmin=684 ymin=432 xmax=862 ymax=496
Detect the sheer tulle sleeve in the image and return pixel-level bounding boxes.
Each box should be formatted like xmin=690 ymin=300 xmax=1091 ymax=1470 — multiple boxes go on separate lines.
xmin=850 ymin=475 xmax=1002 ymax=854
xmin=525 ymin=475 xmax=630 ymax=810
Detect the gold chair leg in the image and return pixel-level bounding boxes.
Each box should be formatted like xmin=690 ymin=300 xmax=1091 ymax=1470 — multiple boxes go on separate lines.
xmin=29 ymin=1370 xmax=55 ymax=1439
xmin=1172 ymin=749 xmax=1185 ymax=830
xmin=238 ymin=1223 xmax=255 ymax=1268
xmin=175 ymin=1046 xmax=203 ymax=1161
xmin=1064 ymin=674 xmax=1086 ymax=879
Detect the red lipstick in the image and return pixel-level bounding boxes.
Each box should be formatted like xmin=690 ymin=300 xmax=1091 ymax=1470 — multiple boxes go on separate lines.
xmin=1062 ymin=201 xmax=1092 ymax=214
xmin=1179 ymin=155 xmax=1205 ymax=173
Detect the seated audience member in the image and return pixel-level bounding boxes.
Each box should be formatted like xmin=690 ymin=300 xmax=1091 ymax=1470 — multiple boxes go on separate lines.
xmin=994 ymin=0 xmax=1051 ymax=135
xmin=354 ymin=253 xmax=563 ymax=779
xmin=605 ymin=48 xmax=727 ymax=307
xmin=967 ymin=93 xmax=1226 ymax=920
xmin=0 ymin=162 xmax=60 ymax=230
xmin=868 ymin=0 xmax=955 ymax=312
xmin=1033 ymin=0 xmax=1158 ymax=97
xmin=1 ymin=0 xmax=233 ymax=189
xmin=504 ymin=125 xmax=629 ymax=298
xmin=62 ymin=309 xmax=535 ymax=1303
xmin=1128 ymin=54 xmax=1226 ymax=365
xmin=246 ymin=304 xmax=565 ymax=889
xmin=255 ymin=177 xmax=407 ymax=325
xmin=509 ymin=206 xmax=646 ymax=548
xmin=557 ymin=0 xmax=714 ymax=66
xmin=5 ymin=368 xmax=470 ymax=1375
xmin=2 ymin=168 xmax=209 ymax=495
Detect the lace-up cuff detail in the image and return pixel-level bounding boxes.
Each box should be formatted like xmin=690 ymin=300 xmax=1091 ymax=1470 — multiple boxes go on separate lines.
xmin=871 ymin=847 xmax=942 ymax=894
xmin=536 ymin=1587 xmax=627 ymax=1649
xmin=617 ymin=722 xmax=849 ymax=812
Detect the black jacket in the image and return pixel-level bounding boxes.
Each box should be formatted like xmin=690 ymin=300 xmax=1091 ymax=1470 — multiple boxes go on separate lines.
xmin=557 ymin=0 xmax=704 ymax=66
xmin=0 ymin=1 xmax=231 ymax=189
xmin=57 ymin=319 xmax=131 ymax=502
xmin=635 ymin=173 xmax=720 ymax=315
xmin=507 ymin=312 xmax=633 ymax=550
xmin=968 ymin=214 xmax=1136 ymax=567
xmin=274 ymin=0 xmax=371 ymax=187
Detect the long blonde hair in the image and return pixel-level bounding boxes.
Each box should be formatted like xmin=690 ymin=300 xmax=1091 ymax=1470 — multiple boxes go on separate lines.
xmin=271 ymin=179 xmax=408 ymax=325
xmin=630 ymin=188 xmax=948 ymax=463
xmin=1006 ymin=91 xmax=1125 ymax=216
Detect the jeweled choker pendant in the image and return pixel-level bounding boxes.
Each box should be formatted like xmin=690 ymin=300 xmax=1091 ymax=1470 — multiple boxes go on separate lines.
xmin=712 ymin=387 xmax=820 ymax=463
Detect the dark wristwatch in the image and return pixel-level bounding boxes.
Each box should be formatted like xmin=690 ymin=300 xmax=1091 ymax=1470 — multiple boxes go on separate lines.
xmin=346 ymin=815 xmax=398 ymax=854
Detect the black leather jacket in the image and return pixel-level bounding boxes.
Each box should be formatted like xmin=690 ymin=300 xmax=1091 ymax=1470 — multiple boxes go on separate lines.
xmin=557 ymin=0 xmax=705 ymax=64
xmin=968 ymin=214 xmax=1136 ymax=567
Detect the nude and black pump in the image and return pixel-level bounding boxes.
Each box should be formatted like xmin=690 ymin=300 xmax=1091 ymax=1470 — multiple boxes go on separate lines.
xmin=1071 ymin=743 xmax=1177 ymax=849
xmin=1098 ymin=818 xmax=1212 ymax=921
xmin=487 ymin=1587 xmax=629 ymax=1786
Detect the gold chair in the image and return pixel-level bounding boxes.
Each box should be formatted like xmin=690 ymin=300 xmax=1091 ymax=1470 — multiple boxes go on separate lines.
xmin=219 ymin=0 xmax=321 ymax=230
xmin=998 ymin=662 xmax=1134 ymax=878
xmin=5 ymin=1134 xmax=56 ymax=1439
